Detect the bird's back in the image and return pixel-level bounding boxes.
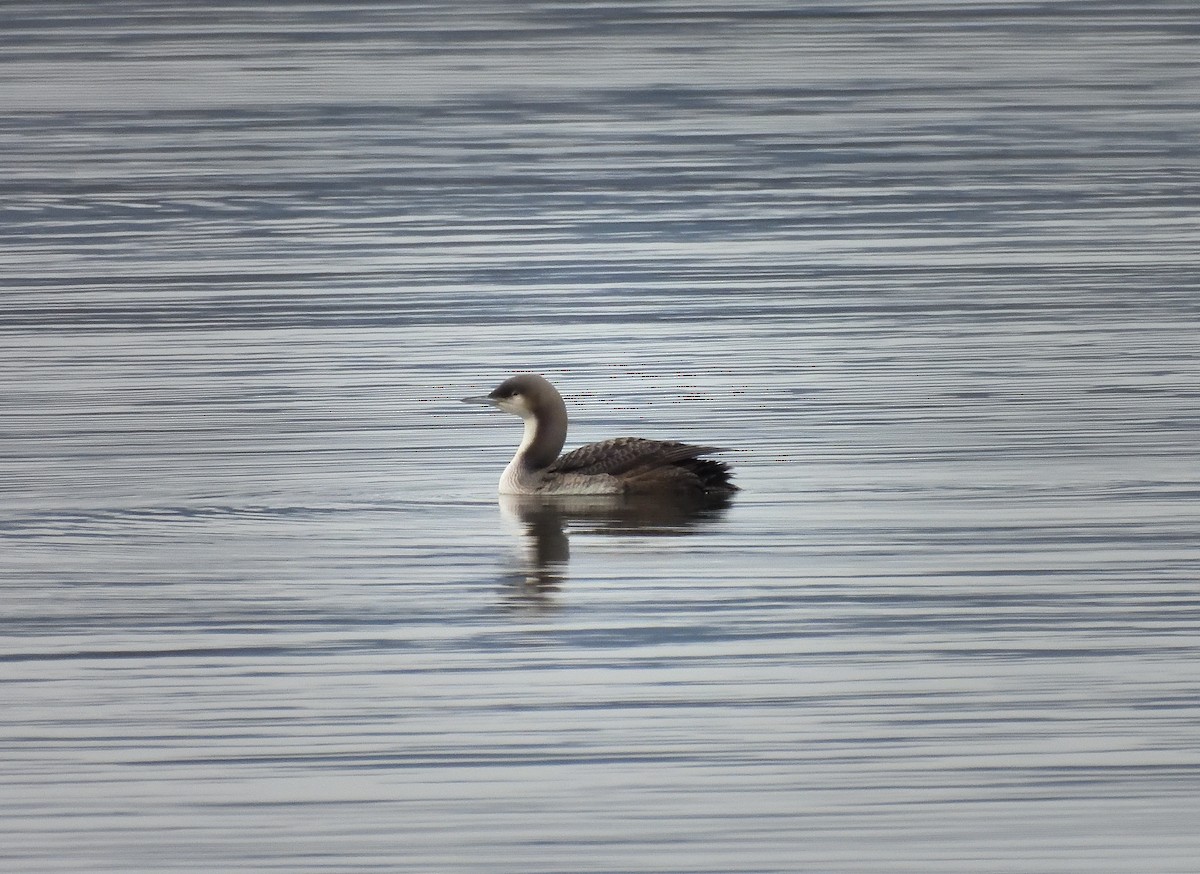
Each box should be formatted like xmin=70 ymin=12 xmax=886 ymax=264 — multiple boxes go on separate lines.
xmin=547 ymin=437 xmax=736 ymax=495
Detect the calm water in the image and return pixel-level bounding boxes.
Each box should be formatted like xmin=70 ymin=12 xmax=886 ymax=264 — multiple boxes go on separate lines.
xmin=3 ymin=2 xmax=1200 ymax=872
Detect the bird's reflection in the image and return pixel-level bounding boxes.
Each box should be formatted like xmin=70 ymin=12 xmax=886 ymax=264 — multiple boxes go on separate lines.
xmin=496 ymin=492 xmax=733 ymax=608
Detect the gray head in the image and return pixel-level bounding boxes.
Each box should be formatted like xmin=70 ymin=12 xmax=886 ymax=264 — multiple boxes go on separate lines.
xmin=462 ymin=373 xmax=569 ymax=468
xmin=462 ymin=373 xmax=563 ymax=420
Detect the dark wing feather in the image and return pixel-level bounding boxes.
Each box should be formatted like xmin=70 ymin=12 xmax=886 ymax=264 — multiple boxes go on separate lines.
xmin=548 ymin=437 xmax=726 ymax=477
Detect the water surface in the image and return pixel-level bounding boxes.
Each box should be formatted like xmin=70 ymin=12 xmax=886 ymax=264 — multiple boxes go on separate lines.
xmin=3 ymin=2 xmax=1199 ymax=872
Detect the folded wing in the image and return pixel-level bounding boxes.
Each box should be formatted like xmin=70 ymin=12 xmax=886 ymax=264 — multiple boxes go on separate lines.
xmin=547 ymin=437 xmax=717 ymax=475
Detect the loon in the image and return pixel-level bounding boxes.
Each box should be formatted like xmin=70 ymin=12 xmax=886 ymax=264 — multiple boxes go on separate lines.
xmin=463 ymin=374 xmax=737 ymax=497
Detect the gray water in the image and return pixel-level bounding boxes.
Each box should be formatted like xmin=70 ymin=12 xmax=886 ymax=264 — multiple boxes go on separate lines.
xmin=3 ymin=2 xmax=1200 ymax=872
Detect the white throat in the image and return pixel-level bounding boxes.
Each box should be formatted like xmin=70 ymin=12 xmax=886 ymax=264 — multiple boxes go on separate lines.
xmin=498 ymin=414 xmax=543 ymax=494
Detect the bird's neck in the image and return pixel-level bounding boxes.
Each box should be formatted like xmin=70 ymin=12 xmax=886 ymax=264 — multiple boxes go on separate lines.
xmin=499 ymin=411 xmax=567 ymax=495
xmin=515 ymin=406 xmax=567 ymax=471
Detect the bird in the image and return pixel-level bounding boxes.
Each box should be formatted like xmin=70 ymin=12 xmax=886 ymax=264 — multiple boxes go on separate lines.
xmin=462 ymin=374 xmax=737 ymax=497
